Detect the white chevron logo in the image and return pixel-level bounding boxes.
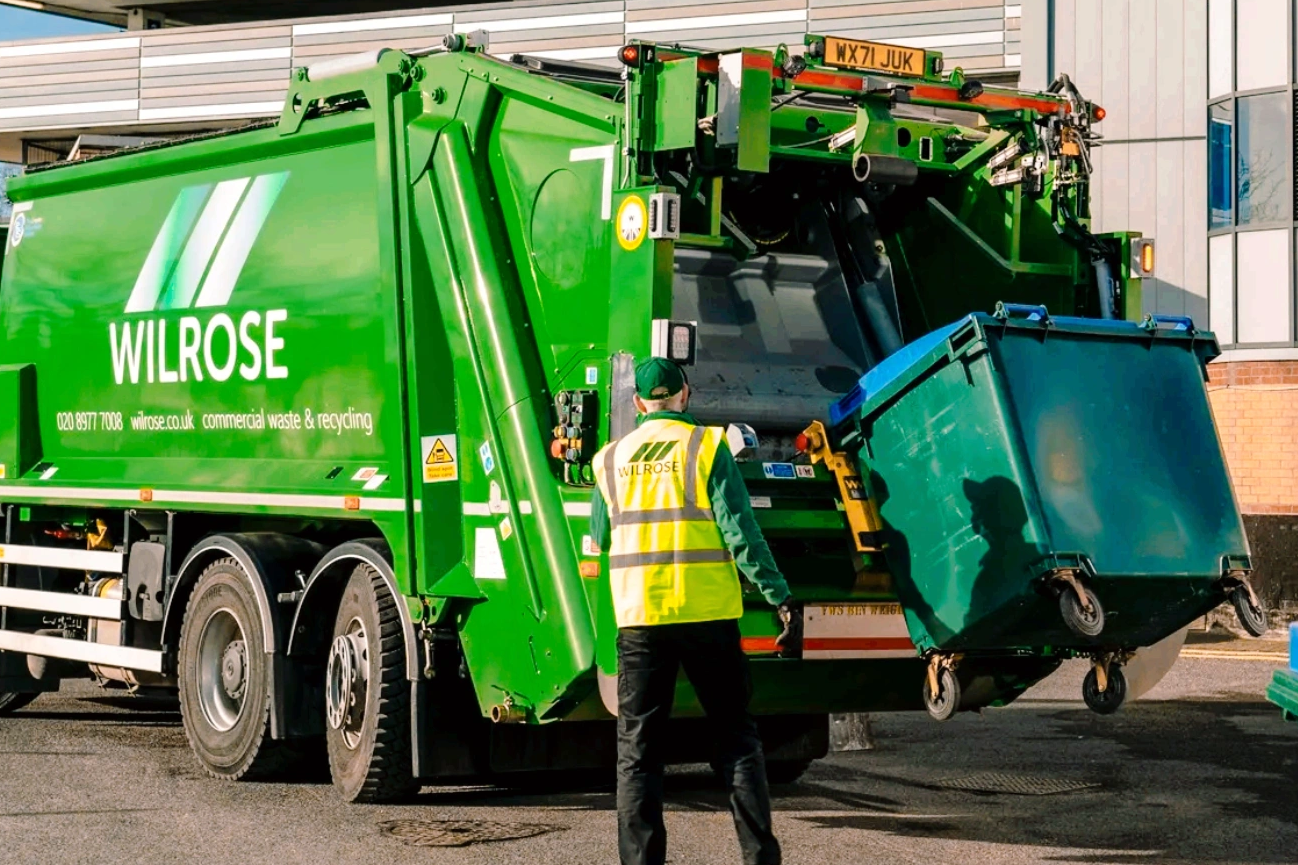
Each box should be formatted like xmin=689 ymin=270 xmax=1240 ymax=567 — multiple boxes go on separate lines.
xmin=124 ymin=171 xmax=289 ymax=313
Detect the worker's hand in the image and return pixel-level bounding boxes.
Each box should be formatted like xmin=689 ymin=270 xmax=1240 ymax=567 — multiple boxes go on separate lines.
xmin=775 ymin=599 xmax=803 ymax=659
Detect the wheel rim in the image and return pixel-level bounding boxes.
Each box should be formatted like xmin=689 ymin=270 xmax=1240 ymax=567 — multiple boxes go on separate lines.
xmin=1072 ymin=593 xmax=1100 ymax=628
xmin=196 ymin=607 xmax=249 ymax=733
xmin=326 ymin=616 xmax=369 ymax=750
xmin=1086 ymin=669 xmax=1124 ymax=708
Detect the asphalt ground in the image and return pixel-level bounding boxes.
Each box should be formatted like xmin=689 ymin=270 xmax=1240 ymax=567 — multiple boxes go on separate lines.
xmin=0 ymin=647 xmax=1295 ymax=865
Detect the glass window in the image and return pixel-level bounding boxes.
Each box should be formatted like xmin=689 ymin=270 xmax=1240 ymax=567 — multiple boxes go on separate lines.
xmin=1236 ymin=0 xmax=1289 ymax=91
xmin=1209 ymin=234 xmax=1235 ymax=343
xmin=1236 ymin=229 xmax=1292 ymax=343
xmin=1208 ymin=0 xmax=1233 ymax=98
xmin=1209 ymin=102 xmax=1234 ymax=228
xmin=1237 ymin=92 xmax=1290 ymax=225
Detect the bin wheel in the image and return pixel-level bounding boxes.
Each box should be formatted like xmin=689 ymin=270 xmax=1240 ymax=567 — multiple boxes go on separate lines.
xmin=1082 ymin=665 xmax=1127 ymax=715
xmin=923 ymin=667 xmax=961 ymax=721
xmin=1229 ymin=586 xmax=1268 ymax=637
xmin=1060 ymin=584 xmax=1105 ymax=637
xmin=0 ymin=691 xmax=38 ymax=716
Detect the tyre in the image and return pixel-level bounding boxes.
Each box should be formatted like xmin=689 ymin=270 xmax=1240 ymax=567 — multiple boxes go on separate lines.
xmin=325 ymin=563 xmax=418 ymax=803
xmin=922 ymin=667 xmax=961 ymax=722
xmin=179 ymin=557 xmax=297 ymax=780
xmin=1060 ymin=584 xmax=1105 ymax=638
xmin=1230 ymin=586 xmax=1268 ymax=638
xmin=766 ymin=758 xmax=813 ymax=786
xmin=0 ymin=691 xmax=38 ymax=715
xmin=1081 ymin=665 xmax=1127 ymax=715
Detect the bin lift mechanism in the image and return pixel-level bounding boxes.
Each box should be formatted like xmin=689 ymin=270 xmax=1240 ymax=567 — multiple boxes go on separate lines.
xmin=611 ymin=34 xmax=1106 ymax=233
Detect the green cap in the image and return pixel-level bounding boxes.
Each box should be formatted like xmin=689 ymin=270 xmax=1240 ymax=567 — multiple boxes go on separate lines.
xmin=635 ymin=357 xmax=686 ymax=400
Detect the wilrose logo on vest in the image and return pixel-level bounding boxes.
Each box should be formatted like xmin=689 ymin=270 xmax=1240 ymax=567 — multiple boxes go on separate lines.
xmin=619 ymin=441 xmax=681 ymax=476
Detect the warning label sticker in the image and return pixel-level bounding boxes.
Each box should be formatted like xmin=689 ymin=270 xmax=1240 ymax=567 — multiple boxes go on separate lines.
xmin=421 ymin=435 xmax=458 ymax=483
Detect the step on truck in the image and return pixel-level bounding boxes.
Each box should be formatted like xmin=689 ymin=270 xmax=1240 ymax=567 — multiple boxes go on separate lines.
xmin=0 ymin=33 xmax=1255 ymax=798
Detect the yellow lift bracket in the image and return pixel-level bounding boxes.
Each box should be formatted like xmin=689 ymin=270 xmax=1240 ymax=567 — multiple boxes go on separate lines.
xmin=798 ymin=420 xmax=885 ymax=553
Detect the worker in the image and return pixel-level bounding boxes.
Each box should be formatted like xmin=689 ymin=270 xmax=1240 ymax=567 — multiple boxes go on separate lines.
xmin=591 ymin=356 xmax=801 ymax=865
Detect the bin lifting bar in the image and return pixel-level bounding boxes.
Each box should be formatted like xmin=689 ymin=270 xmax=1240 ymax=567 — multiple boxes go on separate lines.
xmin=797 ymin=421 xmax=884 ymax=553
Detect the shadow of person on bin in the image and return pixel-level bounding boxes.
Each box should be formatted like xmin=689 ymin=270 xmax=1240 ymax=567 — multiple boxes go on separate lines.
xmin=869 ymin=470 xmax=953 ymax=648
xmin=963 ymin=476 xmax=1039 ymax=645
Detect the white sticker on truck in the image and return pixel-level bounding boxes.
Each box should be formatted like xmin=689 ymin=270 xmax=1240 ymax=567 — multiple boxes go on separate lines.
xmin=569 ymin=144 xmax=615 ymax=220
xmin=802 ymin=603 xmax=916 ymax=660
xmin=473 ymin=526 xmax=506 ymax=580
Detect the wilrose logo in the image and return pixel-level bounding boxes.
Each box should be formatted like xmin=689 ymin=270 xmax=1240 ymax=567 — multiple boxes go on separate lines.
xmin=110 ymin=172 xmax=291 ymax=385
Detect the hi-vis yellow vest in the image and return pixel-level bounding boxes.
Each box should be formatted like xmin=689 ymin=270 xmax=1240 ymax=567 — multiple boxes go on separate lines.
xmin=593 ymin=418 xmax=743 ymax=628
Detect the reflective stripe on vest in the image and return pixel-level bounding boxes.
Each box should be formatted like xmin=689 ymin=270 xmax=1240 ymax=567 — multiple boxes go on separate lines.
xmin=593 ymin=419 xmax=742 ymax=628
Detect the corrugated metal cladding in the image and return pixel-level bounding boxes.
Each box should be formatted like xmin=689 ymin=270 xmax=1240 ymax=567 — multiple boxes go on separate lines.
xmin=0 ymin=0 xmax=1023 ymax=133
xmin=1035 ymin=0 xmax=1206 ymax=324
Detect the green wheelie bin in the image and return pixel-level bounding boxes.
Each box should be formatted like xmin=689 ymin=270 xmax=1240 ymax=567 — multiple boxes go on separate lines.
xmin=829 ymin=304 xmax=1260 ymax=718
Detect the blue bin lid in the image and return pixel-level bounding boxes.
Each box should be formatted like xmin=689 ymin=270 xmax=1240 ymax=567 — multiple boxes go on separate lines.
xmin=829 ymin=317 xmax=970 ymax=426
xmin=827 ymin=310 xmax=1205 ymax=428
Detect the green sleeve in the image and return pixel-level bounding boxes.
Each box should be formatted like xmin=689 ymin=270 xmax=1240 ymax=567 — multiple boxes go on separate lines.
xmin=590 ymin=484 xmax=611 ymax=552
xmin=708 ymin=442 xmax=791 ymax=607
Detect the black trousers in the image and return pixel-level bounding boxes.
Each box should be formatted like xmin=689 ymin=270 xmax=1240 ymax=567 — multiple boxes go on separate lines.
xmin=616 ymin=619 xmax=781 ymax=865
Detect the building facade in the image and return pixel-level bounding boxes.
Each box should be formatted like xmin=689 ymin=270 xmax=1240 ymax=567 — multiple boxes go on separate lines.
xmin=0 ymin=0 xmax=1025 ymax=168
xmin=1 ymin=0 xmax=1295 ymax=604
xmin=1024 ymin=0 xmax=1296 ymax=606
xmin=1202 ymin=0 xmax=1298 ymax=606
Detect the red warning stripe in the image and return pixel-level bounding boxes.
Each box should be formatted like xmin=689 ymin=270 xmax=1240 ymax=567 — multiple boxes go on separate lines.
xmin=905 ymin=83 xmax=1065 ymax=115
xmin=741 ymin=636 xmax=916 ymax=653
xmin=651 ymin=47 xmax=1066 ymax=116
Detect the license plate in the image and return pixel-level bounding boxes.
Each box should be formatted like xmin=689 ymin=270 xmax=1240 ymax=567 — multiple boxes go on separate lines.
xmin=802 ymin=602 xmax=915 ymax=659
xmin=822 ymin=36 xmax=926 ymax=78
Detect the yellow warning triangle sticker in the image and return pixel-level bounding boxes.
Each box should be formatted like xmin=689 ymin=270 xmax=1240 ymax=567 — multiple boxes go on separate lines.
xmin=427 ymin=438 xmax=455 ymax=465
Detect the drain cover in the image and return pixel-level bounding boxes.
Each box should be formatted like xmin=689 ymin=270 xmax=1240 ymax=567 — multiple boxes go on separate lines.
xmin=935 ymin=773 xmax=1100 ymax=796
xmin=379 ymin=819 xmax=564 ymax=847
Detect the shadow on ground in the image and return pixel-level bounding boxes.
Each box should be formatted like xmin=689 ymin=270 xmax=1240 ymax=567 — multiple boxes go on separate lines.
xmin=405 ymin=698 xmax=1298 ymax=864
xmin=6 ymin=684 xmax=1296 ymax=863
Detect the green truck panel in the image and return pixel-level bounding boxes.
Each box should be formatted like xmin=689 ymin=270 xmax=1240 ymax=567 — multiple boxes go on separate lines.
xmin=0 ymin=35 xmax=1241 ymax=792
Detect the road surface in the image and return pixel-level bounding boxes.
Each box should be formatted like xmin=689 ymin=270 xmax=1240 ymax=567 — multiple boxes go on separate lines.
xmin=0 ymin=647 xmax=1294 ymax=864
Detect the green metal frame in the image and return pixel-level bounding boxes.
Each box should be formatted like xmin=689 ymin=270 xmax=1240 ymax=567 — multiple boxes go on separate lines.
xmin=0 ymin=36 xmax=1153 ymax=728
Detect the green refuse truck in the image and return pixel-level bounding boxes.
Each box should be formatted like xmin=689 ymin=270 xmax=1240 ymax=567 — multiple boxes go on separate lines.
xmin=0 ymin=33 xmax=1261 ymax=800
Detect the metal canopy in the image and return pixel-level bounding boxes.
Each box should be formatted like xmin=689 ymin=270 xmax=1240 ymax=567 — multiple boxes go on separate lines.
xmin=0 ymin=0 xmax=463 ymax=27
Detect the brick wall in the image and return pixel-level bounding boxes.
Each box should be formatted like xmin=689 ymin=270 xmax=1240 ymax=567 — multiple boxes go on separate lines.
xmin=1207 ymin=360 xmax=1298 ymax=517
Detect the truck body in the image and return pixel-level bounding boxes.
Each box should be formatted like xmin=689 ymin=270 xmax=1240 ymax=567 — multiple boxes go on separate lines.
xmin=0 ymin=35 xmax=1247 ymax=797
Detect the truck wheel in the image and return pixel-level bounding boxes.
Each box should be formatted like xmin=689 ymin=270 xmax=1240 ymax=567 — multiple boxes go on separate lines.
xmin=179 ymin=557 xmax=296 ymax=780
xmin=0 ymin=691 xmax=38 ymax=715
xmin=325 ymin=563 xmax=418 ymax=803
